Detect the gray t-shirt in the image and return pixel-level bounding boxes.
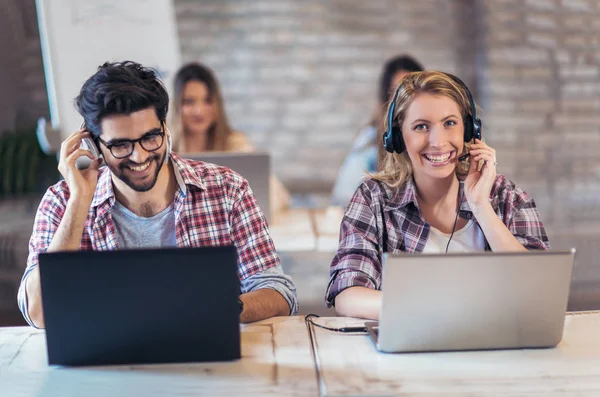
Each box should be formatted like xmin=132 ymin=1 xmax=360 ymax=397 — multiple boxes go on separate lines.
xmin=110 ymin=200 xmax=297 ymax=314
xmin=111 ymin=201 xmax=177 ymax=249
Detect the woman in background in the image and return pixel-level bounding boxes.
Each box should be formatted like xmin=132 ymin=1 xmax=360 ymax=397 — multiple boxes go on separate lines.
xmin=331 ymin=55 xmax=424 ymax=207
xmin=171 ymin=62 xmax=290 ymax=214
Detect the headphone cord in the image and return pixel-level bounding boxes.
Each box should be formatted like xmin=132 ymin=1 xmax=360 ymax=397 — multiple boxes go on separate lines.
xmin=304 ymin=314 xmax=367 ymax=333
xmin=445 ymin=183 xmax=465 ymax=253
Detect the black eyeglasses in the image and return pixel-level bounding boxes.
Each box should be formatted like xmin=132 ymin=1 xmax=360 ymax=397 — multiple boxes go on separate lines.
xmin=97 ymin=130 xmax=165 ymax=159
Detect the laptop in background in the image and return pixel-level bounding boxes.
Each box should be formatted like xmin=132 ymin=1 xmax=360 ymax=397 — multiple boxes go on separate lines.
xmin=182 ymin=152 xmax=271 ymax=223
xmin=39 ymin=246 xmax=241 ymax=366
xmin=366 ymin=250 xmax=575 ymax=353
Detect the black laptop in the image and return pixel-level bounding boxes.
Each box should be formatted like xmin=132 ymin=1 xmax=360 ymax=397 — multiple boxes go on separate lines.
xmin=39 ymin=246 xmax=241 ymax=366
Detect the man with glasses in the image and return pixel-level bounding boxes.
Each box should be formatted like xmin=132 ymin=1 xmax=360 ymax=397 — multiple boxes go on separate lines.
xmin=18 ymin=61 xmax=297 ymax=328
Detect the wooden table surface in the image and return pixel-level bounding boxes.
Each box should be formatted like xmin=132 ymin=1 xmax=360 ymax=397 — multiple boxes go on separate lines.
xmin=4 ymin=312 xmax=600 ymax=396
xmin=270 ymin=207 xmax=344 ymax=252
xmin=0 ymin=317 xmax=317 ymax=397
xmin=308 ymin=311 xmax=600 ymax=396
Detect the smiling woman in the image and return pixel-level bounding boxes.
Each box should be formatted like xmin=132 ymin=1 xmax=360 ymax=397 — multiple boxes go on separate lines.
xmin=169 ymin=62 xmax=291 ymax=215
xmin=325 ymin=70 xmax=550 ymax=321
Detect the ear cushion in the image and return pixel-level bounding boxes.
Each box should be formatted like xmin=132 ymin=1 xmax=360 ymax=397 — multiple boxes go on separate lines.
xmin=383 ymin=128 xmax=395 ymax=153
xmin=464 ymin=114 xmax=474 ymax=142
xmin=166 ymin=130 xmax=172 ymax=155
xmin=392 ymin=126 xmax=405 ymax=153
xmin=81 ymin=137 xmax=101 ymax=159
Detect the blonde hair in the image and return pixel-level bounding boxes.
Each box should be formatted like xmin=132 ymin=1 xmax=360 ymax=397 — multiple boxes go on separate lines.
xmin=170 ymin=62 xmax=233 ymax=153
xmin=371 ymin=70 xmax=477 ymax=190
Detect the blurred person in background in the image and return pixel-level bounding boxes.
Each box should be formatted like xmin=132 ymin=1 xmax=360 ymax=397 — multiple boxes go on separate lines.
xmin=331 ymin=55 xmax=424 ymax=207
xmin=170 ymin=62 xmax=290 ymax=216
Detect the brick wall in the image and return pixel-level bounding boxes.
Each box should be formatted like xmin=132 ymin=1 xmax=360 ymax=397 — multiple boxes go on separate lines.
xmin=174 ymin=0 xmax=479 ymax=191
xmin=480 ymin=0 xmax=600 ymax=294
xmin=0 ymin=0 xmax=49 ymax=134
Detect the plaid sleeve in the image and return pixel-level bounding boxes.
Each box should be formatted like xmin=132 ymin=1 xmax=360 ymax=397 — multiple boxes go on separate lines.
xmin=495 ymin=176 xmax=550 ymax=251
xmin=507 ymin=197 xmax=550 ymax=250
xmin=229 ymin=178 xmax=281 ymax=280
xmin=17 ymin=185 xmax=68 ymax=327
xmin=325 ymin=183 xmax=384 ymax=307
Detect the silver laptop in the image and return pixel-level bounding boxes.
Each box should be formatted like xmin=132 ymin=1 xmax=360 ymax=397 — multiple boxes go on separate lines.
xmin=182 ymin=151 xmax=271 ymax=222
xmin=366 ymin=250 xmax=576 ymax=353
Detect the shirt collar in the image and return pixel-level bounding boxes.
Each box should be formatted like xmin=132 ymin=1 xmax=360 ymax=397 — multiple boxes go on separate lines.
xmin=90 ymin=153 xmax=205 ymax=208
xmin=383 ymin=176 xmax=473 ymax=215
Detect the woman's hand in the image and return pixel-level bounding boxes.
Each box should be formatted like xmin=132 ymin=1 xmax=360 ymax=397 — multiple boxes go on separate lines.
xmin=463 ymin=139 xmax=497 ymax=213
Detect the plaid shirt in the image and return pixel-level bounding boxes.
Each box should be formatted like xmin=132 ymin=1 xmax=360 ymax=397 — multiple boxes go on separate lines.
xmin=19 ymin=154 xmax=296 ymax=325
xmin=325 ymin=175 xmax=550 ymax=307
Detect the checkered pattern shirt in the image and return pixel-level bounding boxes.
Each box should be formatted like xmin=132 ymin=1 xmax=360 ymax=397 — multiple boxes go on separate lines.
xmin=325 ymin=175 xmax=550 ymax=307
xmin=19 ymin=154 xmax=296 ymax=326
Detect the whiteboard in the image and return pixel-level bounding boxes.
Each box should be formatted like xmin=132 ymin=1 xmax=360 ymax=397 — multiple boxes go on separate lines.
xmin=35 ymin=0 xmax=181 ymax=143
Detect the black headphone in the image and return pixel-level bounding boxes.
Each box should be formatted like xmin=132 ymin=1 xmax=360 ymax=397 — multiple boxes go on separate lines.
xmin=383 ymin=72 xmax=482 ymax=154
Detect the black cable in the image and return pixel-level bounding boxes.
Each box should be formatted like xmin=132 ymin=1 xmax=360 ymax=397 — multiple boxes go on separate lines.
xmin=304 ymin=314 xmax=367 ymax=333
xmin=445 ymin=184 xmax=465 ymax=253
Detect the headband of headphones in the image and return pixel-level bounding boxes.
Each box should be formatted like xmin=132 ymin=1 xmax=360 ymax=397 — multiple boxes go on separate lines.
xmin=383 ymin=71 xmax=482 ymax=154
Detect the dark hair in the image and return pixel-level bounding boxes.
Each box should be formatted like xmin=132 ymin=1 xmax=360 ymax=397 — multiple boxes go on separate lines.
xmin=74 ymin=61 xmax=169 ymax=138
xmin=172 ymin=62 xmax=232 ymax=152
xmin=378 ymin=55 xmax=424 ymax=104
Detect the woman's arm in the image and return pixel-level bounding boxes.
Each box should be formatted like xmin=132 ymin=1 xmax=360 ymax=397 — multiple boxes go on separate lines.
xmin=464 ymin=140 xmax=547 ymax=251
xmin=334 ymin=286 xmax=382 ymax=320
xmin=471 ymin=204 xmax=527 ymax=252
xmin=325 ymin=181 xmax=386 ymax=318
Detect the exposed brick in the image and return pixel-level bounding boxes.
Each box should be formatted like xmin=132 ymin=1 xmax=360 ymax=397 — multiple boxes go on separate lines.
xmin=519 ymin=65 xmax=555 ymax=78
xmin=562 ymin=14 xmax=592 ymax=31
xmin=527 ymin=32 xmax=559 ymax=48
xmin=525 ymin=0 xmax=559 ymax=11
xmin=560 ymin=98 xmax=600 ymax=112
xmin=488 ymin=47 xmax=551 ymax=65
xmin=526 ymin=13 xmax=558 ymax=30
xmin=561 ymin=0 xmax=594 ymax=12
xmin=558 ymin=64 xmax=599 ymax=78
xmin=562 ymin=33 xmax=591 ymax=47
xmin=518 ymin=99 xmax=557 ymax=113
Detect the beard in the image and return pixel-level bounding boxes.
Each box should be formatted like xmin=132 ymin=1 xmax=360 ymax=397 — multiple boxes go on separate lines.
xmin=107 ymin=150 xmax=167 ymax=192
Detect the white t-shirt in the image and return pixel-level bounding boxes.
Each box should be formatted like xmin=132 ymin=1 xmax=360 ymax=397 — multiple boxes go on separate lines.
xmin=422 ymin=219 xmax=486 ymax=253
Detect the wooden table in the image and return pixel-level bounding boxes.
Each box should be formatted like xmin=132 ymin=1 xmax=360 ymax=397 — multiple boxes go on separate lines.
xmin=0 ymin=317 xmax=317 ymax=397
xmin=270 ymin=208 xmax=317 ymax=251
xmin=269 ymin=207 xmax=344 ymax=252
xmin=308 ymin=311 xmax=600 ymax=396
xmin=4 ymin=313 xmax=600 ymax=396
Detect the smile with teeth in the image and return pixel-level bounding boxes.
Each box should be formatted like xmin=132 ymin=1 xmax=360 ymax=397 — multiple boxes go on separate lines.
xmin=423 ymin=152 xmax=453 ymax=163
xmin=128 ymin=162 xmax=151 ymax=172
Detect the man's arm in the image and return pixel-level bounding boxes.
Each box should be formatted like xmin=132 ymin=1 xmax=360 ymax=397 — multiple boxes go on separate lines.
xmin=239 ymin=266 xmax=297 ymax=323
xmin=24 ymin=196 xmax=93 ymax=328
xmin=21 ymin=130 xmax=101 ymax=328
xmin=229 ymin=177 xmax=297 ymax=323
xmin=240 ymin=289 xmax=290 ymax=323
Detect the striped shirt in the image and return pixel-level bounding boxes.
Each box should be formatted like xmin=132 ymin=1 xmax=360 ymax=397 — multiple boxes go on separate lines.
xmin=325 ymin=175 xmax=550 ymax=307
xmin=18 ymin=153 xmax=297 ymax=326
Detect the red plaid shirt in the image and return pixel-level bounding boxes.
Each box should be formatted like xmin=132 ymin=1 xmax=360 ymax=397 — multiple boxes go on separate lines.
xmin=19 ymin=154 xmax=289 ymax=322
xmin=326 ymin=175 xmax=550 ymax=306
